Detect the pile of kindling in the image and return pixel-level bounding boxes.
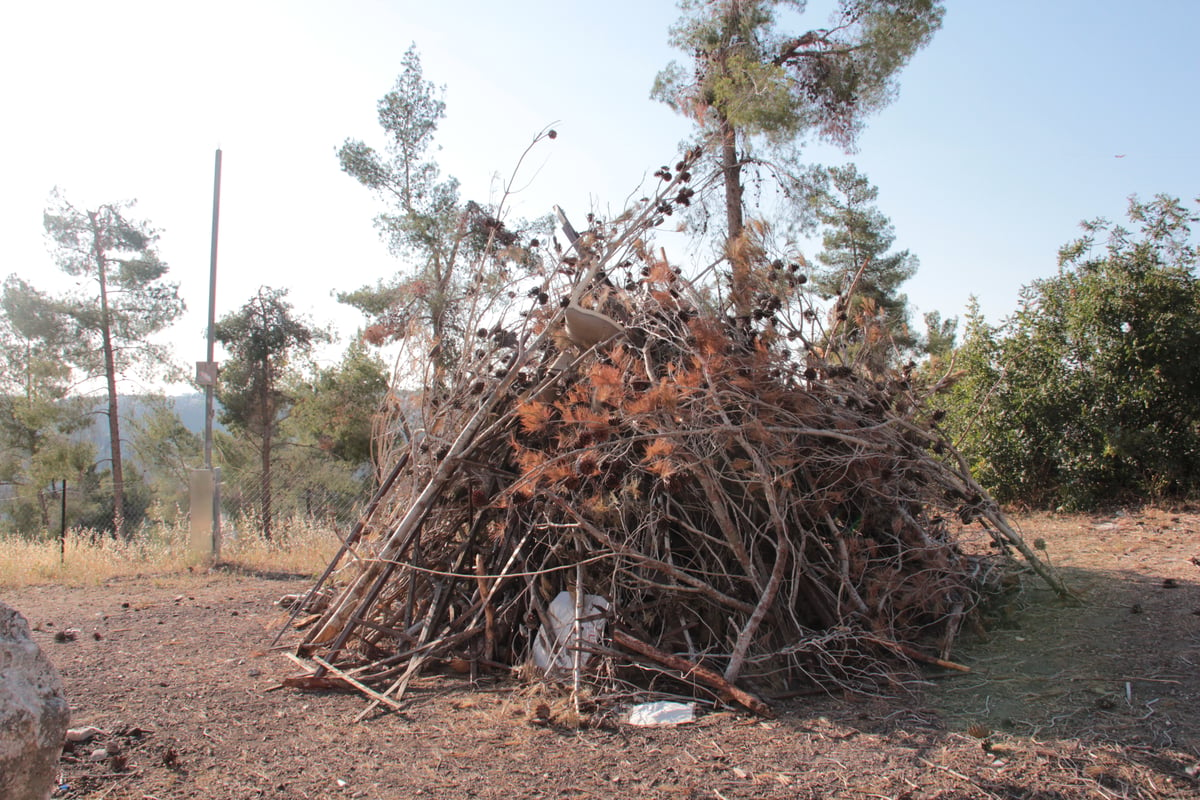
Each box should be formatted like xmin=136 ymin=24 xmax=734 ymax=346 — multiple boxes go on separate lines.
xmin=276 ymin=183 xmax=1067 ymax=718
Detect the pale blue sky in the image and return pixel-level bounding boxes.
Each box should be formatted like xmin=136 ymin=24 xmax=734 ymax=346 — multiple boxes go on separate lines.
xmin=1 ymin=1 xmax=1196 ymax=386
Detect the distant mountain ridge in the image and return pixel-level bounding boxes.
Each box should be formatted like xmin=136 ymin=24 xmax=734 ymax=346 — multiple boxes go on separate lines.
xmin=76 ymin=393 xmax=221 ymax=461
xmin=159 ymin=393 xmax=212 ymax=435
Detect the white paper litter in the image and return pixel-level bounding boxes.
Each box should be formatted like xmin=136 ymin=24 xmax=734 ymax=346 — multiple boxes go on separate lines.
xmin=627 ymin=701 xmax=696 ymax=726
xmin=65 ymin=726 xmax=106 ymax=743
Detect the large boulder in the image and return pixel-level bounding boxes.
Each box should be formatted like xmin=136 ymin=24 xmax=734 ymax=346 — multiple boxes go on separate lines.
xmin=0 ymin=602 xmax=70 ymax=800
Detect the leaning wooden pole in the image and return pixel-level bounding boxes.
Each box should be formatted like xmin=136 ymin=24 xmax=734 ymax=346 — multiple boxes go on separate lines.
xmin=273 ymin=452 xmax=410 ymax=647
xmin=926 ymin=421 xmax=1075 ymax=600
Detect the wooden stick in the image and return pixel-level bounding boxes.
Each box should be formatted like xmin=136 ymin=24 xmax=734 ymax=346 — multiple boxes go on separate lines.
xmin=354 ymin=654 xmax=427 ymax=723
xmin=824 ymin=256 xmax=873 ymax=350
xmin=548 ymin=495 xmax=756 ymax=614
xmin=865 ymin=635 xmax=971 ymax=673
xmin=900 ymin=417 xmax=1076 ymax=600
xmin=572 ymin=562 xmax=584 ymax=713
xmin=981 ymin=508 xmax=1077 ymax=601
xmin=350 ymin=624 xmax=486 ymax=685
xmin=611 ymin=629 xmax=774 ymax=718
xmin=939 ymin=601 xmax=966 ymax=661
xmin=279 ymin=674 xmax=344 ymax=690
xmin=305 ymin=212 xmax=604 ymax=653
xmin=475 ymin=553 xmax=495 ymax=663
xmin=311 ymin=656 xmax=406 ymax=713
xmin=724 ymin=532 xmax=788 ymax=684
xmin=280 ymin=651 xmax=346 ymax=690
xmin=694 ymin=466 xmax=760 ymax=585
xmin=278 ymin=451 xmax=409 ymax=647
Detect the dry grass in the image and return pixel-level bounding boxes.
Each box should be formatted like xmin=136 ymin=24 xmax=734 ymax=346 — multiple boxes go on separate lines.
xmin=217 ymin=515 xmax=344 ymax=577
xmin=0 ymin=515 xmax=342 ymax=589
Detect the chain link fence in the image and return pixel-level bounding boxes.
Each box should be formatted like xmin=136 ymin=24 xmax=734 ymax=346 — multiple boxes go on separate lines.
xmin=216 ymin=458 xmax=368 ymax=542
xmin=0 ymin=456 xmax=370 ymax=542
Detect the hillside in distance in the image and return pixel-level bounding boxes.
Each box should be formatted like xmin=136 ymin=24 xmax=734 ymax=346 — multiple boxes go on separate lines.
xmin=74 ymin=394 xmax=219 ymax=462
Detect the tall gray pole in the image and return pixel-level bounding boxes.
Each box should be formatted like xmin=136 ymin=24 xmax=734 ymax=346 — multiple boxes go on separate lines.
xmin=204 ymin=149 xmax=222 ymax=469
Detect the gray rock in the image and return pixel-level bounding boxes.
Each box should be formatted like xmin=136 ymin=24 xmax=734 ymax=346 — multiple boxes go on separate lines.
xmin=0 ymin=602 xmax=71 ymax=800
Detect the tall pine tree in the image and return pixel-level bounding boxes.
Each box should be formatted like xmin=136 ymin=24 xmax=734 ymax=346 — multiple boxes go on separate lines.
xmin=653 ymin=0 xmax=943 ymax=317
xmin=215 ymin=287 xmax=326 ymax=540
xmin=9 ymin=191 xmax=185 ymax=535
xmin=811 ymin=164 xmax=917 ymax=370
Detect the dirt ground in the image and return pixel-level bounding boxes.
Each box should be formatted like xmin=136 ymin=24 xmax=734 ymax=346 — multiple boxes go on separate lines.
xmin=7 ymin=508 xmax=1200 ymax=799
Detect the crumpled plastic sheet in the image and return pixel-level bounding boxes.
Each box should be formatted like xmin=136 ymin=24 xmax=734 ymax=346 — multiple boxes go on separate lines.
xmin=626 ymin=701 xmax=697 ymax=726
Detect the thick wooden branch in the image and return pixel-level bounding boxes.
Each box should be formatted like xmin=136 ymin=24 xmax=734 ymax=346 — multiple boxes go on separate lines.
xmin=612 ymin=629 xmax=774 ymax=718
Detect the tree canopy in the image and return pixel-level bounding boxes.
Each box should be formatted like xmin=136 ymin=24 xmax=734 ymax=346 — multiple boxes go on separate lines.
xmin=5 ymin=191 xmax=184 ymax=535
xmin=337 ymin=44 xmax=548 ymax=396
xmin=286 ymin=339 xmax=389 ymax=469
xmin=0 ymin=286 xmax=95 ymax=533
xmin=810 ymin=163 xmax=918 ymax=369
xmin=215 ymin=286 xmax=328 ymax=538
xmin=653 ymin=0 xmax=943 ymax=316
xmin=942 ymin=195 xmax=1200 ymax=509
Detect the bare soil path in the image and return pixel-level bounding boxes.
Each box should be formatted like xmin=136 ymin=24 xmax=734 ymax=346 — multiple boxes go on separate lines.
xmin=7 ymin=509 xmax=1200 ymax=799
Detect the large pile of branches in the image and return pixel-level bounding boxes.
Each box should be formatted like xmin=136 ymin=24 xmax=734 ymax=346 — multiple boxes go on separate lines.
xmin=278 ymin=168 xmax=1066 ymax=717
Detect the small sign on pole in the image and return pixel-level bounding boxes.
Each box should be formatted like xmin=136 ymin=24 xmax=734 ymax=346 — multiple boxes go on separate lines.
xmin=196 ymin=361 xmax=218 ymax=387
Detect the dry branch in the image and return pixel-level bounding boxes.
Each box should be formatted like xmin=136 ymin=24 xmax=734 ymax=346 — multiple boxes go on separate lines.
xmin=612 ymin=630 xmax=774 ymax=717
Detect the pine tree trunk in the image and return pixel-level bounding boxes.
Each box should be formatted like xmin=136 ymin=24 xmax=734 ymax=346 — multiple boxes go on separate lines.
xmin=91 ymin=214 xmax=125 ymax=538
xmin=260 ymin=352 xmax=274 ymax=541
xmin=720 ymin=115 xmax=750 ymax=321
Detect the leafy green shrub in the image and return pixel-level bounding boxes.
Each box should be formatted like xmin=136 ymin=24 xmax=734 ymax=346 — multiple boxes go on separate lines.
xmin=942 ymin=195 xmax=1200 ymax=509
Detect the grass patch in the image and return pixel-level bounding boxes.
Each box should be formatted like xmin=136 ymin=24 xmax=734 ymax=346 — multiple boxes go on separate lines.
xmin=0 ymin=515 xmax=342 ymax=589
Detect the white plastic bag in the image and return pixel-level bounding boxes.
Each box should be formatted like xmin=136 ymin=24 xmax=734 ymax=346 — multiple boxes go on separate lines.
xmin=531 ymin=591 xmax=609 ymax=673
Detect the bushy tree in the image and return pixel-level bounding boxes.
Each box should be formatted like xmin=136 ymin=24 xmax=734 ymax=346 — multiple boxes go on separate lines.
xmin=73 ymin=464 xmax=153 ymax=535
xmin=127 ymin=395 xmax=203 ymax=521
xmin=287 ymin=339 xmax=389 ymax=469
xmin=338 ymin=45 xmax=548 ymax=394
xmin=215 ymin=287 xmax=328 ymax=539
xmin=653 ymin=0 xmax=943 ymax=316
xmin=935 ymin=298 xmax=1017 ymax=491
xmin=945 ymin=196 xmax=1200 ymax=509
xmin=0 ymin=287 xmax=95 ymax=534
xmin=5 ymin=191 xmax=185 ymax=535
xmin=279 ymin=340 xmax=391 ymax=523
xmin=920 ymin=310 xmax=957 ymax=360
xmin=811 ymin=163 xmax=918 ymax=369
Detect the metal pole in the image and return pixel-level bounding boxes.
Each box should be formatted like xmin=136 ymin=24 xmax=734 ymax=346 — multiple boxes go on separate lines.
xmin=206 ymin=149 xmax=223 ymax=558
xmin=59 ymin=479 xmax=67 ymax=564
xmin=204 ymin=148 xmax=222 ymax=470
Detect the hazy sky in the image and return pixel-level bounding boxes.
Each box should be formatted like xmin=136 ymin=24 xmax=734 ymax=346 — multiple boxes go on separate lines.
xmin=2 ymin=1 xmax=1197 ymax=389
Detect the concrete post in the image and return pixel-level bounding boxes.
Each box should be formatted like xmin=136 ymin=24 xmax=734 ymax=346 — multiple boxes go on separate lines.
xmin=190 ymin=469 xmax=215 ymax=559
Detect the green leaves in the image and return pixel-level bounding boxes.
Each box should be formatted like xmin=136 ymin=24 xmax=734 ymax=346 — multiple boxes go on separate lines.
xmin=336 ymin=43 xmax=549 ymax=394
xmin=811 ymin=163 xmax=918 ymax=367
xmin=11 ymin=191 xmax=186 ymax=534
xmin=36 ymin=191 xmax=185 ymax=376
xmin=214 ymin=286 xmax=327 ymax=437
xmin=339 ymin=44 xmax=446 ymax=211
xmin=218 ymin=288 xmax=318 ymax=362
xmin=214 ymin=287 xmax=331 ymax=539
xmin=658 ymin=1 xmax=944 ymax=147
xmin=653 ymin=0 xmax=943 ymax=311
xmin=0 ymin=292 xmax=97 ymax=535
xmin=946 ymin=195 xmax=1200 ymax=509
xmin=337 ymin=140 xmax=391 ymax=191
xmin=286 ymin=339 xmax=389 ymax=467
